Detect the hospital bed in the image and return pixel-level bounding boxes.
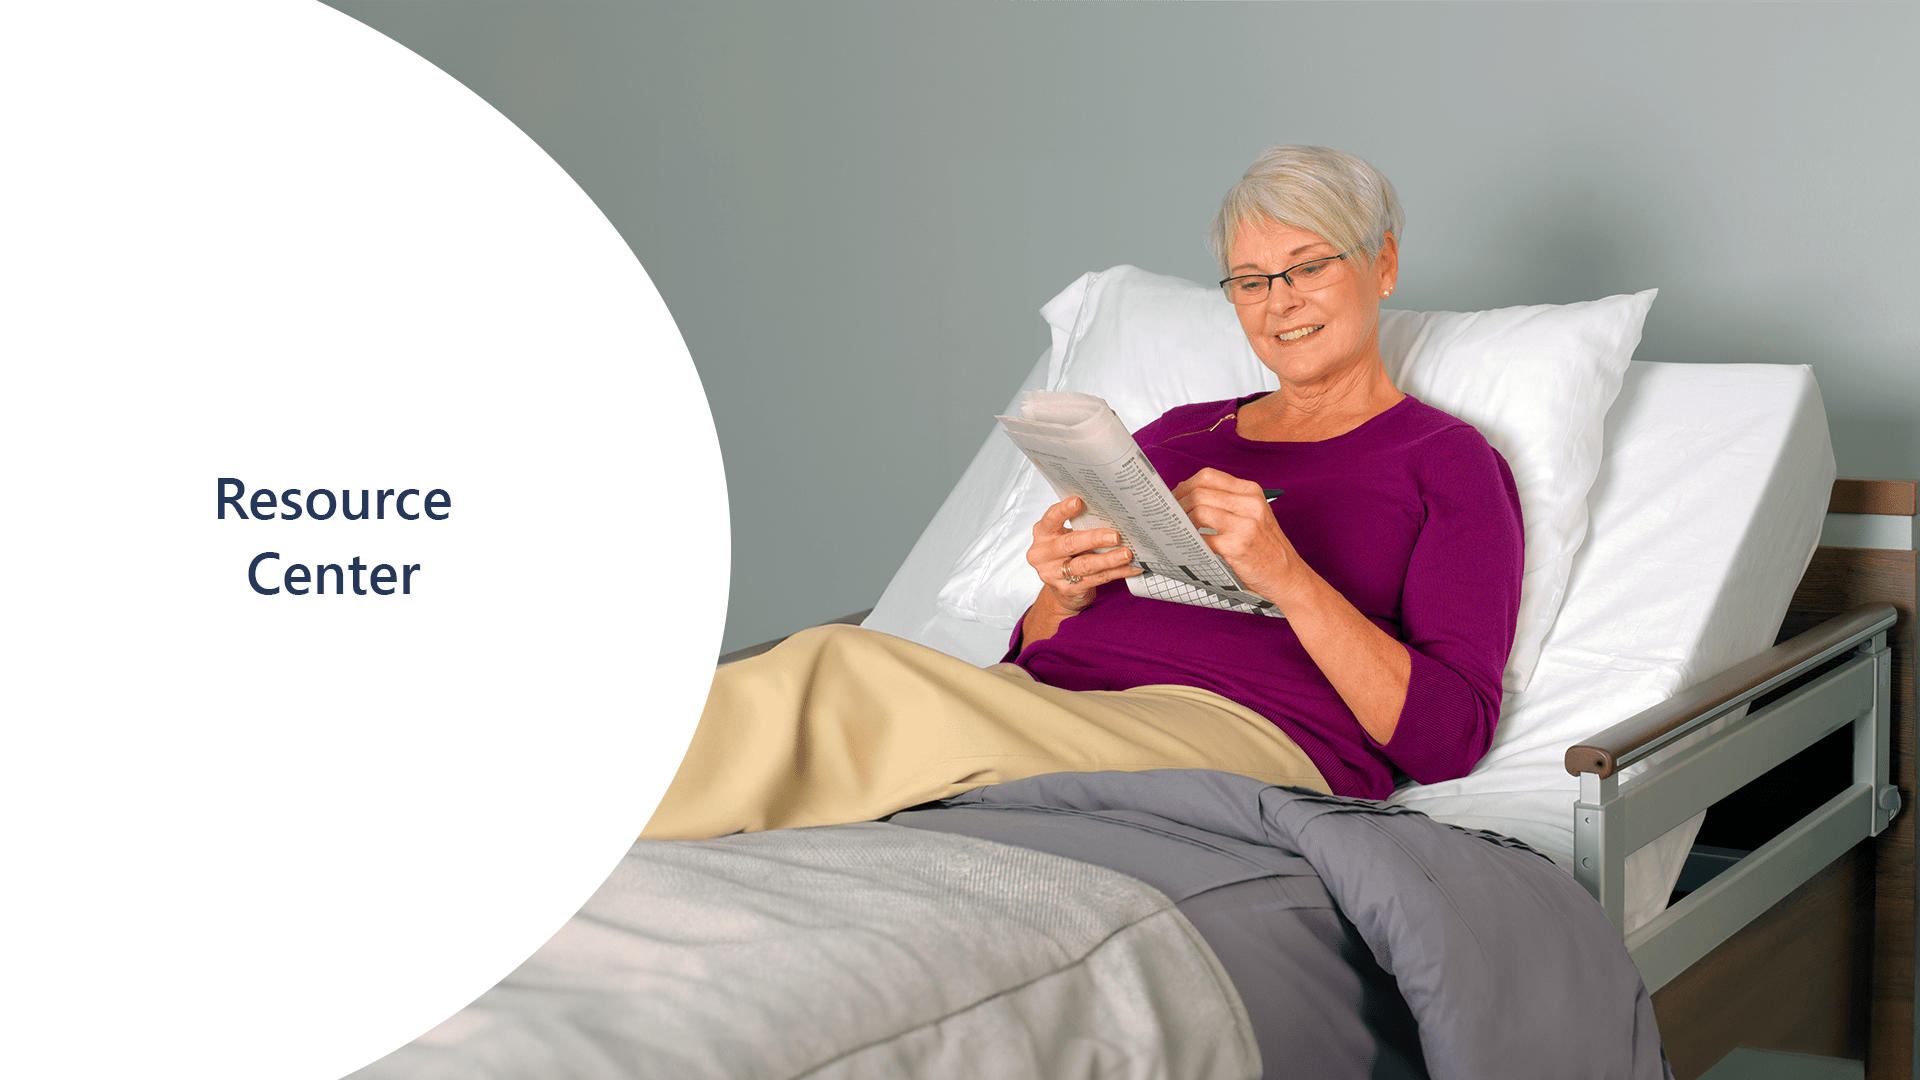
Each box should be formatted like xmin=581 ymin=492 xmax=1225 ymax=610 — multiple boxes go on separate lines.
xmin=353 ymin=268 xmax=1916 ymax=1080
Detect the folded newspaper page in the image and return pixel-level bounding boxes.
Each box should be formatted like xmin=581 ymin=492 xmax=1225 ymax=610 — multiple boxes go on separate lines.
xmin=997 ymin=391 xmax=1283 ymax=618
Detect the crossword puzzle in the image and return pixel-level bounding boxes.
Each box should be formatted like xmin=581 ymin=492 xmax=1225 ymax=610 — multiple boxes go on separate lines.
xmin=1133 ymin=568 xmax=1285 ymax=618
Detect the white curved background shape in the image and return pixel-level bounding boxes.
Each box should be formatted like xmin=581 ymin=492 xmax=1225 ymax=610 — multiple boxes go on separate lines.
xmin=0 ymin=3 xmax=725 ymax=1077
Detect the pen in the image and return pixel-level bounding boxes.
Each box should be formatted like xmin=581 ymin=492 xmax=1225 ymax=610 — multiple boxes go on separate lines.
xmin=1262 ymin=488 xmax=1285 ymax=501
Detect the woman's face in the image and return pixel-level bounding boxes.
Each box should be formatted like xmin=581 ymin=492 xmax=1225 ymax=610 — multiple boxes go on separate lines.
xmin=1225 ymin=218 xmax=1398 ymax=391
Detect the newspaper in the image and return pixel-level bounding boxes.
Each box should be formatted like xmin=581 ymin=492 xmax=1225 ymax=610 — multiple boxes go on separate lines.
xmin=997 ymin=391 xmax=1284 ymax=618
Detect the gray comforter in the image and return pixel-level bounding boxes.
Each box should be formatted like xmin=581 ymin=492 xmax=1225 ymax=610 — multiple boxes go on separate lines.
xmin=897 ymin=770 xmax=1671 ymax=1080
xmin=348 ymin=817 xmax=1261 ymax=1080
xmin=351 ymin=769 xmax=1669 ymax=1080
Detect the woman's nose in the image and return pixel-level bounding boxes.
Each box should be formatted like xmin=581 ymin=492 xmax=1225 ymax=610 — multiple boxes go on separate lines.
xmin=1264 ymin=281 xmax=1303 ymax=315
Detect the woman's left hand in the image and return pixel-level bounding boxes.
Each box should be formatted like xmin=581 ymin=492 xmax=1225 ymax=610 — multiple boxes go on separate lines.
xmin=1171 ymin=468 xmax=1301 ymax=605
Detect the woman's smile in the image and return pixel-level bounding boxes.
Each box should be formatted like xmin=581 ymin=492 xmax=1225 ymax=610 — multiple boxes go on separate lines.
xmin=1225 ymin=217 xmax=1396 ymax=394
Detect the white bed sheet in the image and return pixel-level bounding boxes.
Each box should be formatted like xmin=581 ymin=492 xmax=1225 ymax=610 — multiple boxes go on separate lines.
xmin=866 ymin=360 xmax=1835 ymax=933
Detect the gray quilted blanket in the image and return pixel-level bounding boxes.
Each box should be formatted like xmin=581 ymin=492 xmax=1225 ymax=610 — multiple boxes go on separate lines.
xmin=916 ymin=770 xmax=1672 ymax=1080
xmin=347 ymin=820 xmax=1261 ymax=1080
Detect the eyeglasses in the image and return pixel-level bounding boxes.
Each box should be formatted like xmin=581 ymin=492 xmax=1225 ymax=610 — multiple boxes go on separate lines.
xmin=1219 ymin=254 xmax=1349 ymax=305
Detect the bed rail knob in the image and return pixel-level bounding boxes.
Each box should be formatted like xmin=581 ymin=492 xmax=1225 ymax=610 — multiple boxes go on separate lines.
xmin=1880 ymin=787 xmax=1902 ymax=814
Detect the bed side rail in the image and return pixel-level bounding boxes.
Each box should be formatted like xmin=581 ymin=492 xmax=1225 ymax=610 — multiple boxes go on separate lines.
xmin=1566 ymin=604 xmax=1896 ymax=779
xmin=1566 ymin=602 xmax=1898 ymax=992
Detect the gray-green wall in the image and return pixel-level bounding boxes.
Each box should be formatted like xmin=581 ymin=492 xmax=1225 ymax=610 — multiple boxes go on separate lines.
xmin=323 ymin=1 xmax=1920 ymax=653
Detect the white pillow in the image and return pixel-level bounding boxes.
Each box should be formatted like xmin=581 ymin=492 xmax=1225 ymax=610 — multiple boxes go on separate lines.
xmin=934 ymin=264 xmax=1654 ymax=692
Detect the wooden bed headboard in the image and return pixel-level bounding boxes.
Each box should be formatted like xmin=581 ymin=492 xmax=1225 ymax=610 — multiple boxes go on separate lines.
xmin=1653 ymin=478 xmax=1918 ymax=1079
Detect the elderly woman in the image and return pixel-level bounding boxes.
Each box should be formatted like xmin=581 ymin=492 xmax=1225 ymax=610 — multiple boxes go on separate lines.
xmin=645 ymin=146 xmax=1521 ymax=840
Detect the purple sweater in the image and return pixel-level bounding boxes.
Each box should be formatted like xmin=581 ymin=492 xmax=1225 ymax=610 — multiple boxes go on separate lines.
xmin=1007 ymin=394 xmax=1523 ymax=799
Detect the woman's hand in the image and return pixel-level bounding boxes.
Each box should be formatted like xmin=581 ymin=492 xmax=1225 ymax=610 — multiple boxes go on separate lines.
xmin=1018 ymin=496 xmax=1139 ymax=647
xmin=1173 ymin=468 xmax=1412 ymax=745
xmin=1171 ymin=468 xmax=1301 ymax=604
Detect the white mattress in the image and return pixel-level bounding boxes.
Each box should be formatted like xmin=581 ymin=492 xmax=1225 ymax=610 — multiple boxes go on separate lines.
xmin=867 ymin=360 xmax=1835 ymax=933
xmin=1390 ymin=361 xmax=1833 ymax=928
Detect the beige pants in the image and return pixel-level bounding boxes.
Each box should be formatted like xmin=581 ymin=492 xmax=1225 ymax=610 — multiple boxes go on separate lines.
xmin=643 ymin=624 xmax=1328 ymax=839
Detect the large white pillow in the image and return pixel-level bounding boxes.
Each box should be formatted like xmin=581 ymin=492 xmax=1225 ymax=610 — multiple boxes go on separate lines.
xmin=933 ymin=265 xmax=1654 ymax=692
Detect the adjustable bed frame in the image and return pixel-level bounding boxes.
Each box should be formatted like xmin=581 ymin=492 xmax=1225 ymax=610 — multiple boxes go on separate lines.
xmin=1607 ymin=477 xmax=1917 ymax=1079
xmin=724 ymin=477 xmax=1919 ymax=1080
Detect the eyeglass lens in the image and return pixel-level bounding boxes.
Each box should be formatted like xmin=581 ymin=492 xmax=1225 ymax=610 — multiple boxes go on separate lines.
xmin=1221 ymin=257 xmax=1347 ymax=304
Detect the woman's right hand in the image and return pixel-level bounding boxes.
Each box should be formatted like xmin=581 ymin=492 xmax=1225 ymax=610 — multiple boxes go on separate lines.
xmin=1025 ymin=497 xmax=1139 ymax=615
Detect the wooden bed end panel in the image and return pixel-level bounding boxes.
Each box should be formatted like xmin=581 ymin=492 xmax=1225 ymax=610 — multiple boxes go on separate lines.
xmin=1657 ymin=477 xmax=1915 ymax=1080
xmin=1823 ymin=544 xmax=1920 ymax=1080
xmin=1830 ymin=479 xmax=1919 ymax=517
xmin=1652 ymin=843 xmax=1875 ymax=1079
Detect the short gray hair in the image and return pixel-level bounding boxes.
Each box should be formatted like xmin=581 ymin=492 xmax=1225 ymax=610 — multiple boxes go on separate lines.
xmin=1209 ymin=145 xmax=1405 ymax=275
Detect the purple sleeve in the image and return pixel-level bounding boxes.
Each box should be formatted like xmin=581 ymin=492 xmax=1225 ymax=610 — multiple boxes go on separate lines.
xmin=1376 ymin=430 xmax=1524 ymax=784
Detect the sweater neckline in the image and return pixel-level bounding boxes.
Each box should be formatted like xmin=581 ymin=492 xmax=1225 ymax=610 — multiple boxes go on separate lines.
xmin=1219 ymin=392 xmax=1417 ymax=449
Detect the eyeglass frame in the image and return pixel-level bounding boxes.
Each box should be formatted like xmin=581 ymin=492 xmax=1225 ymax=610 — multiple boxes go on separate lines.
xmin=1218 ymin=253 xmax=1350 ymax=305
